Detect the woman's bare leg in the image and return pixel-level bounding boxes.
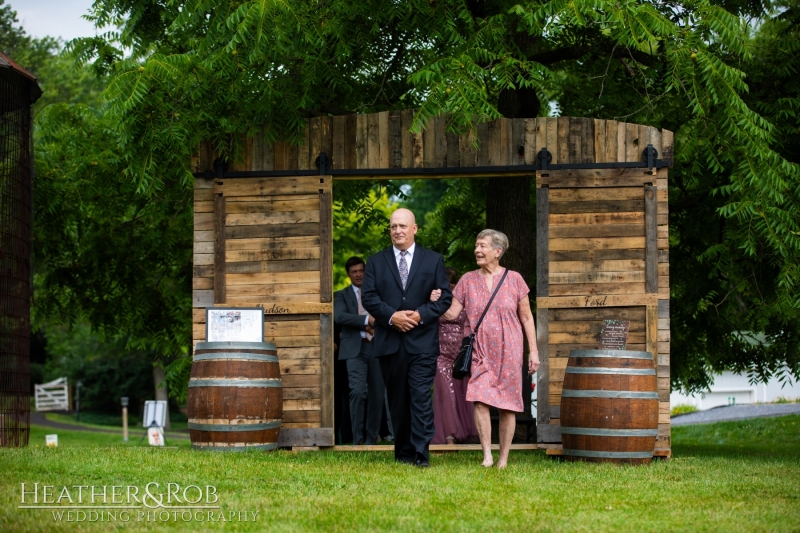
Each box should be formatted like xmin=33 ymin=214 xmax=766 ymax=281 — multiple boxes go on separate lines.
xmin=497 ymin=409 xmax=516 ymax=469
xmin=473 ymin=402 xmax=493 ymax=467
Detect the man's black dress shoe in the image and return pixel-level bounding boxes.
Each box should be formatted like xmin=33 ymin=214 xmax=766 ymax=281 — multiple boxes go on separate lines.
xmin=415 ymin=459 xmax=430 ymax=468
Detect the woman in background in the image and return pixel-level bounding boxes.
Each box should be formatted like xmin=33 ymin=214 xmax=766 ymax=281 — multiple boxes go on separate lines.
xmin=432 ymin=267 xmax=478 ymax=445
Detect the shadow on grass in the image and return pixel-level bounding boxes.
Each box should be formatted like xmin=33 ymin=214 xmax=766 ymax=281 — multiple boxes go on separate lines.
xmin=672 ymin=414 xmax=800 ymax=460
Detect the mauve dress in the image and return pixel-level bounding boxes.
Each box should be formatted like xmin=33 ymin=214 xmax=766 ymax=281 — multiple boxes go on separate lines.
xmin=453 ymin=269 xmax=529 ymax=412
xmin=432 ymin=310 xmax=478 ymax=444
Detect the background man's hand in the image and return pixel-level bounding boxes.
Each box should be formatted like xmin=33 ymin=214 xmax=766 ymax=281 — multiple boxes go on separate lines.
xmin=365 ymin=325 xmax=375 ymax=336
xmin=368 ymin=315 xmax=375 ymax=326
xmin=391 ymin=310 xmax=419 ymax=332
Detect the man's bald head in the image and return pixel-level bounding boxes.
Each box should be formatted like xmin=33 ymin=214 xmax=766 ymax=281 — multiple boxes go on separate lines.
xmin=389 ymin=208 xmax=418 ymax=251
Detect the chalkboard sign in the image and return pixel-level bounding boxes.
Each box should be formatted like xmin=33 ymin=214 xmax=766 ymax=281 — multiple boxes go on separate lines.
xmin=599 ymin=320 xmax=630 ymax=350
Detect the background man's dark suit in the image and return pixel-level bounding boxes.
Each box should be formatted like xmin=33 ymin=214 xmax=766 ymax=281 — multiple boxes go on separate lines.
xmin=334 ymin=285 xmax=384 ymax=445
xmin=361 ymin=245 xmax=452 ymax=463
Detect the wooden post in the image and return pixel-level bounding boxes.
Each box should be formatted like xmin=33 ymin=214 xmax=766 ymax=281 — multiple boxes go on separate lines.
xmin=644 ymin=185 xmax=657 ymax=294
xmin=213 ymin=193 xmax=226 ymax=303
xmin=122 ymin=407 xmax=128 ymax=442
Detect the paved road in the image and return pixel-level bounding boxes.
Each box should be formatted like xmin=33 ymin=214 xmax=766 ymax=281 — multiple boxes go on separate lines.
xmin=30 ymin=412 xmax=189 ymax=439
xmin=671 ymin=403 xmax=800 ymax=426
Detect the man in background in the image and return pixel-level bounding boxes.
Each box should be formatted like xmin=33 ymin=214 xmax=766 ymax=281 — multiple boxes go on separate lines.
xmin=333 ymin=257 xmax=384 ymax=445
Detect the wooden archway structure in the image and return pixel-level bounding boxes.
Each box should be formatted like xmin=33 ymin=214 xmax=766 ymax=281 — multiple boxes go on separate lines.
xmin=192 ymin=112 xmax=673 ymax=457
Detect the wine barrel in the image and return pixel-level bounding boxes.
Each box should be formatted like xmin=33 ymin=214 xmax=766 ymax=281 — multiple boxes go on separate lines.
xmin=187 ymin=342 xmax=282 ymax=451
xmin=561 ymin=349 xmax=658 ymax=464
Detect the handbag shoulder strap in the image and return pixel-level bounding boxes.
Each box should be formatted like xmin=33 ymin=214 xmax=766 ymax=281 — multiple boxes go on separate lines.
xmin=473 ymin=268 xmax=509 ymax=333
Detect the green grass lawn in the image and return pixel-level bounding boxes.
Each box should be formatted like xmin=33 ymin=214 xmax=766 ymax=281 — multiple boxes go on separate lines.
xmin=2 ymin=416 xmax=798 ymax=532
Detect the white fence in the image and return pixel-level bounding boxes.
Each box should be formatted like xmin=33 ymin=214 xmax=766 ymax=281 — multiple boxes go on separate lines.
xmin=671 ymin=371 xmax=800 ymax=410
xmin=35 ymin=377 xmax=70 ymax=412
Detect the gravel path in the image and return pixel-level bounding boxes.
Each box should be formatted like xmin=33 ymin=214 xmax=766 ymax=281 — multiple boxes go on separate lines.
xmin=30 ymin=412 xmax=189 ymax=439
xmin=671 ymin=403 xmax=800 ymax=426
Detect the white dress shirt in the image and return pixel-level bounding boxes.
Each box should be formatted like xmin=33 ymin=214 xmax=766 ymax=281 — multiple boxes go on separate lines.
xmin=352 ymin=285 xmax=369 ymax=338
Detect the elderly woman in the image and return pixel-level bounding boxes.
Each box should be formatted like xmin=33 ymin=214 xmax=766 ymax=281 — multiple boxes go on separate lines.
xmin=437 ymin=229 xmax=539 ymax=468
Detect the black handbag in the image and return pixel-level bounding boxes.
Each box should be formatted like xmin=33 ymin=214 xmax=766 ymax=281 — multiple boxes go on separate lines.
xmin=452 ymin=269 xmax=509 ymax=380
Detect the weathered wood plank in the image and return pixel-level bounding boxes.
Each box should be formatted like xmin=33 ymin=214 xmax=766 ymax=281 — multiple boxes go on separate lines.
xmin=548 ymin=224 xmax=644 ymax=239
xmin=646 ymin=304 xmax=658 ymax=367
xmin=226 ymin=211 xmax=320 ymax=226
xmin=549 ymin=271 xmax=646 ymax=284
xmin=524 ymin=118 xmax=538 ymax=165
xmin=536 ymin=308 xmax=549 ymax=425
xmin=537 ymin=187 xmax=549 ymax=297
xmin=549 ymin=199 xmax=644 ymax=214
xmin=537 ymin=293 xmax=659 ymax=309
xmin=557 ymin=116 xmax=570 ymax=164
xmin=606 ymin=120 xmax=618 ymax=163
xmin=209 ymin=301 xmax=333 ymax=315
xmin=320 ymin=313 xmax=334 ymax=429
xmin=356 ymin=113 xmax=368 ymax=169
xmin=645 ymin=184 xmax=658 ymax=293
xmin=332 ymin=115 xmax=347 ymax=170
xmin=225 ymin=198 xmax=319 ymax=214
xmin=225 ymin=248 xmax=320 ymax=262
xmin=549 ymin=187 xmax=643 ymax=201
xmin=367 ymin=112 xmax=381 ymax=168
xmin=547 ymin=282 xmax=645 ymax=296
xmin=225 ymin=222 xmax=319 ymax=240
xmin=225 ymin=236 xmax=319 ymax=251
xmin=594 ymin=119 xmax=606 ymax=163
xmin=389 ymin=111 xmax=402 ymax=169
xmin=548 ymin=249 xmax=645 ymax=262
xmin=549 ymin=236 xmax=646 ymax=251
xmin=226 ymin=283 xmax=320 ymax=298
xmin=218 ymin=177 xmax=330 ymax=197
xmin=537 ymin=168 xmax=661 ymax=188
xmin=213 ymin=194 xmax=226 ymax=303
xmin=226 ymin=271 xmax=319 ymax=286
xmin=277 ymin=428 xmax=332 ymax=447
xmin=319 ymin=186 xmax=333 ymax=303
xmin=459 ymin=128 xmax=477 ymax=168
xmin=549 ymin=307 xmax=645 ymax=321
xmin=550 ymin=260 xmax=644 ymax=273
xmin=549 ymin=211 xmax=644 ymax=225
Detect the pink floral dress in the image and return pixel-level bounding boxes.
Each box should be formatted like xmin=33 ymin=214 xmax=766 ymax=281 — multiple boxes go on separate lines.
xmin=452 ymin=269 xmax=530 ymax=412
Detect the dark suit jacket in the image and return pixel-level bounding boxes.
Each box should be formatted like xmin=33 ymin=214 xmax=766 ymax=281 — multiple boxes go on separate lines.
xmin=361 ymin=245 xmax=453 ymax=357
xmin=333 ymin=285 xmax=369 ymax=361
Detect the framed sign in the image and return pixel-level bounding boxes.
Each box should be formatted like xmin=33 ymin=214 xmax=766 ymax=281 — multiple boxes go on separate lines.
xmin=205 ymin=307 xmax=264 ymax=343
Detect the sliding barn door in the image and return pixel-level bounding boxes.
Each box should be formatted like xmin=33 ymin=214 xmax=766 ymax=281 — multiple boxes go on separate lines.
xmin=193 ymin=175 xmax=333 ymax=448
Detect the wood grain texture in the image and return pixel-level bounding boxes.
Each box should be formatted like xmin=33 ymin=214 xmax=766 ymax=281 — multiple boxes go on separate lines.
xmin=319 ymin=314 xmax=334 ymax=431
xmin=213 ymin=194 xmax=226 ymax=303
xmin=537 ymin=186 xmax=549 ymax=297
xmin=645 ymin=185 xmax=658 ymax=293
xmin=536 ymin=308 xmax=549 ymax=426
xmin=319 ymin=185 xmax=333 ymax=303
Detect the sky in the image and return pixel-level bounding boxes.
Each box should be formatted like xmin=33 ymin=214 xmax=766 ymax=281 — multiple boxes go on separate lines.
xmin=9 ymin=0 xmax=98 ymax=42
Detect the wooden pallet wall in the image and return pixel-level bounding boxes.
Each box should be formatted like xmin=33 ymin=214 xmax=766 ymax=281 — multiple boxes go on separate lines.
xmin=192 ymin=113 xmax=673 ymax=453
xmin=192 ymin=176 xmax=334 ymax=448
xmin=535 ymin=121 xmax=672 ymax=456
xmin=193 ymin=115 xmax=674 ymax=175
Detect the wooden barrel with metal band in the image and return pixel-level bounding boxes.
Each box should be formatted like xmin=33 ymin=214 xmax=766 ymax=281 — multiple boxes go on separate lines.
xmin=187 ymin=342 xmax=282 ymax=451
xmin=561 ymin=349 xmax=658 ymax=464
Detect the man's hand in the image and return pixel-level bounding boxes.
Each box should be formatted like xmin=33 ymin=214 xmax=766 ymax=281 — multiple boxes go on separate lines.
xmin=391 ymin=310 xmax=419 ymax=332
xmin=407 ymin=310 xmax=422 ymax=324
xmin=367 ymin=315 xmax=375 ymax=326
xmin=365 ymin=325 xmax=375 ymax=336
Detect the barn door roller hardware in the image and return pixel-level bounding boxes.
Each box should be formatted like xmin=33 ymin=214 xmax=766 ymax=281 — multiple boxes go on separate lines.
xmin=196 ymin=144 xmax=667 ymax=179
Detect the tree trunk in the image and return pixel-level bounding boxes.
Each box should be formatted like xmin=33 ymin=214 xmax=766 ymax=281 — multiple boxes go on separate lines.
xmin=153 ymin=366 xmax=171 ymax=430
xmin=485 ymin=177 xmax=535 ymax=287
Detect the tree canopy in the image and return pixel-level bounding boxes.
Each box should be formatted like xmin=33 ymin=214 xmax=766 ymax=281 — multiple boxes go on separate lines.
xmin=7 ymin=0 xmax=799 ymax=392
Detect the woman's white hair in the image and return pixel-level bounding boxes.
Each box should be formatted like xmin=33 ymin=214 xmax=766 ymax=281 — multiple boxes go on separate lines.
xmin=476 ymin=229 xmax=509 ymax=258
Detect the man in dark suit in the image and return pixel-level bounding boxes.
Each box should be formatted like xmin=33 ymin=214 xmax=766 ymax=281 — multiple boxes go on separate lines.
xmin=333 ymin=256 xmax=384 ymax=445
xmin=361 ymin=208 xmax=452 ymax=466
